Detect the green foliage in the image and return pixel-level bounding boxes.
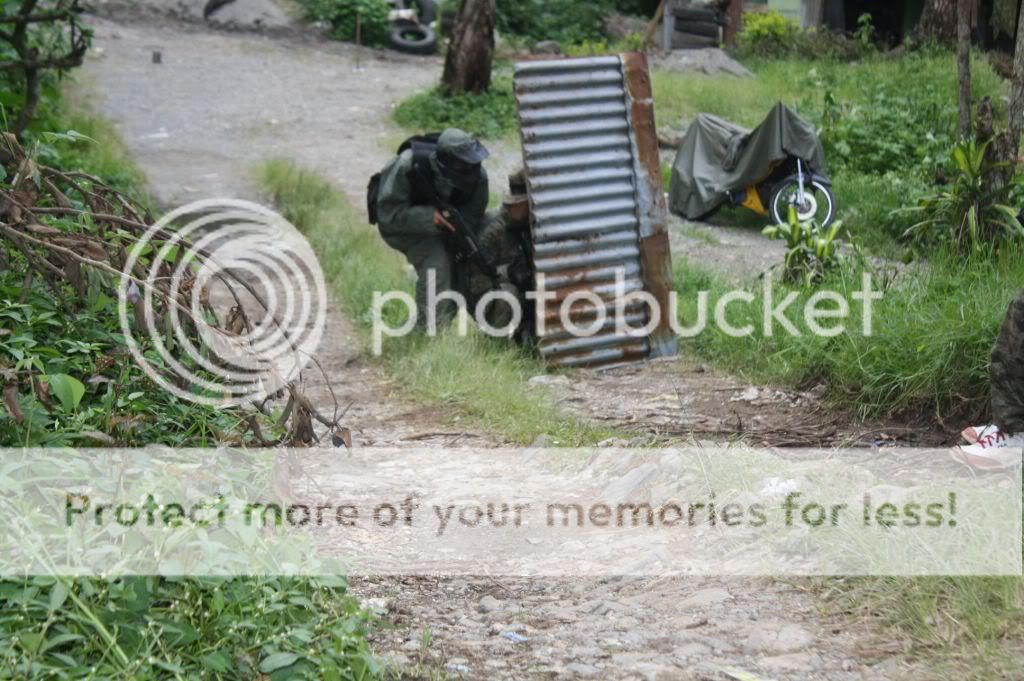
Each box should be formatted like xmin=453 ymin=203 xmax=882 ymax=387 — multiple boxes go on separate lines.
xmin=853 ymin=12 xmax=875 ymax=51
xmin=0 ymin=97 xmax=377 ymax=681
xmin=563 ymin=32 xmax=646 ymax=57
xmin=736 ymin=10 xmax=799 ymax=58
xmin=0 ymin=275 xmax=255 ymax=447
xmin=257 ymin=159 xmax=617 ymax=446
xmin=737 ymin=10 xmax=868 ymax=61
xmin=901 ymin=140 xmax=1024 ymax=255
xmin=0 ymin=576 xmax=376 ymax=679
xmin=496 ymin=0 xmax=615 ymax=45
xmin=762 ymin=208 xmax=844 ymax=284
xmin=0 ymin=0 xmax=92 ymax=132
xmin=393 ymin=78 xmax=516 ymax=139
xmin=299 ymin=0 xmax=391 ymax=46
xmin=673 ymin=247 xmax=1024 ymax=419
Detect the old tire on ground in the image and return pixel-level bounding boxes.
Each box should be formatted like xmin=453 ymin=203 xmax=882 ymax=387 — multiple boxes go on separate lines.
xmin=390 ymin=23 xmax=437 ymax=55
xmin=677 ymin=20 xmax=721 ymax=38
xmin=672 ymin=31 xmax=720 ymax=49
xmin=672 ymin=7 xmax=720 ymax=22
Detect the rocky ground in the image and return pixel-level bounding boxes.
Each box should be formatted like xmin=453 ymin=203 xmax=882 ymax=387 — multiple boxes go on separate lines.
xmin=79 ymin=7 xmax=929 ymax=679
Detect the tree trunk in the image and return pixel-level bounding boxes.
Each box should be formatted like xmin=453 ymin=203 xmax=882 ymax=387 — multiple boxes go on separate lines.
xmin=918 ymin=0 xmax=958 ymax=43
xmin=1006 ymin=1 xmax=1024 ymax=162
xmin=441 ymin=0 xmax=496 ymax=95
xmin=957 ymin=0 xmax=974 ymax=138
xmin=990 ymin=0 xmax=1024 ymax=192
xmin=13 ymin=68 xmax=41 ymax=137
xmin=723 ymin=0 xmax=743 ymax=47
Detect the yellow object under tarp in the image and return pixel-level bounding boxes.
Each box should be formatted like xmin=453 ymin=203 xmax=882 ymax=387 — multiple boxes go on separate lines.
xmin=740 ymin=186 xmax=768 ymax=216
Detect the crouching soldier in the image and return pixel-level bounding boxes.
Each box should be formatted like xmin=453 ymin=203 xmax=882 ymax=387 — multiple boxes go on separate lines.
xmin=371 ymin=128 xmax=491 ymax=329
xmin=953 ymin=288 xmax=1024 ymax=469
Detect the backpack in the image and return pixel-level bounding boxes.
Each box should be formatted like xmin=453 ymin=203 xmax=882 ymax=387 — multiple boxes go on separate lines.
xmin=367 ymin=132 xmax=442 ymax=225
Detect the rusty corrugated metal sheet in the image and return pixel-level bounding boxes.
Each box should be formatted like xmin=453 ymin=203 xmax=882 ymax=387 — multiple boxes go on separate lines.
xmin=514 ymin=53 xmax=677 ymax=369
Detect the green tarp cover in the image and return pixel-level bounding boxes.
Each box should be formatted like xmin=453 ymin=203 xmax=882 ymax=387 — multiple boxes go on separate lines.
xmin=668 ymin=102 xmax=828 ymax=220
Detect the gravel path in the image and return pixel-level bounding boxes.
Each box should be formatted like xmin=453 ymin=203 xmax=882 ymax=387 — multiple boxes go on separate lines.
xmin=80 ymin=12 xmax=918 ymax=679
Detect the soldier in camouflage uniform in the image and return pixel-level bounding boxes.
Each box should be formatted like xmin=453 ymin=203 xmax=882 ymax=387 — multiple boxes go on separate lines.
xmin=990 ymin=288 xmax=1024 ymax=435
xmin=375 ymin=128 xmax=491 ymax=327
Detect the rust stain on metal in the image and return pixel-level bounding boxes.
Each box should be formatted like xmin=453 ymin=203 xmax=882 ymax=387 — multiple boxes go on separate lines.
xmin=514 ymin=53 xmax=677 ymax=369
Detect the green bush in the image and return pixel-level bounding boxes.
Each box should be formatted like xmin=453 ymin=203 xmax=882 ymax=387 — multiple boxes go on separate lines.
xmin=393 ymin=79 xmax=517 ymax=139
xmin=762 ymin=211 xmax=845 ymax=284
xmin=300 ymin=0 xmax=391 ymax=46
xmin=496 ymin=0 xmax=615 ymax=45
xmin=901 ymin=140 xmax=1024 ymax=255
xmin=737 ymin=11 xmax=868 ymax=61
xmin=736 ymin=10 xmax=799 ymax=58
xmin=0 ymin=576 xmax=375 ymax=679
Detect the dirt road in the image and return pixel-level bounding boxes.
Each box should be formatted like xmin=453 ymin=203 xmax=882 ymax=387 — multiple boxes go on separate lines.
xmin=81 ymin=11 xmax=916 ymax=680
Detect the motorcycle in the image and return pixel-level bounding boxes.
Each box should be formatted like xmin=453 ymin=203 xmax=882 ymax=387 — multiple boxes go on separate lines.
xmin=668 ymin=102 xmax=837 ymax=227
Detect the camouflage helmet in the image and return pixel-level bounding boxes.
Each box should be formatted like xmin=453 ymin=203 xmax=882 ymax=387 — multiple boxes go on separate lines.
xmin=437 ymin=128 xmax=489 ymax=164
xmin=435 ymin=128 xmax=488 ymax=192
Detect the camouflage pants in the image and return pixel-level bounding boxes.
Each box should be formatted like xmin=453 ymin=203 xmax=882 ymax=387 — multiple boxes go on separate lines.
xmin=384 ymin=211 xmax=506 ymax=329
xmin=991 ymin=289 xmax=1024 ymax=434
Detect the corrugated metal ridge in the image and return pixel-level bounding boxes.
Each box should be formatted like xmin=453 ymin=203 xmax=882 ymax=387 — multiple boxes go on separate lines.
xmin=534 ymin=244 xmax=641 ymax=273
xmin=540 ymin=333 xmax=650 ymax=359
xmin=523 ymin=134 xmax=631 ymax=159
xmin=515 ymin=56 xmax=622 ymax=74
xmin=516 ymin=54 xmax=673 ymax=369
xmin=532 ymin=230 xmax=637 ymax=256
xmin=519 ymin=102 xmax=627 ymax=124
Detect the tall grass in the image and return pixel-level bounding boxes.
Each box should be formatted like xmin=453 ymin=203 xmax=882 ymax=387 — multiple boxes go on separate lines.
xmin=673 ymin=248 xmax=1024 ymax=420
xmin=652 ymin=53 xmax=1005 ymax=130
xmin=831 ymin=576 xmax=1024 ymax=681
xmin=256 ymin=160 xmax=614 ymax=445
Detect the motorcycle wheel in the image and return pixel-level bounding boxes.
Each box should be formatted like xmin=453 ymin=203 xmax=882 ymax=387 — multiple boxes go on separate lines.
xmin=769 ymin=178 xmax=836 ymax=227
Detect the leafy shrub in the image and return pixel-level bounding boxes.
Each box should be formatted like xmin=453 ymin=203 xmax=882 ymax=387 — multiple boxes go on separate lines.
xmin=496 ymin=0 xmax=615 ymax=45
xmin=737 ymin=10 xmax=868 ymax=61
xmin=762 ymin=208 xmax=845 ymax=284
xmin=0 ymin=576 xmax=376 ymax=679
xmin=736 ymin=10 xmax=799 ymax=58
xmin=300 ymin=0 xmax=391 ymax=46
xmin=819 ymin=90 xmax=951 ymax=177
xmin=393 ymin=79 xmax=516 ymax=139
xmin=901 ymin=140 xmax=1024 ymax=255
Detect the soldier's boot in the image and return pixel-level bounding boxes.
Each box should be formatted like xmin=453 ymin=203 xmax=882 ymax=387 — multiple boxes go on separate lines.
xmin=992 ymin=289 xmax=1024 ymax=435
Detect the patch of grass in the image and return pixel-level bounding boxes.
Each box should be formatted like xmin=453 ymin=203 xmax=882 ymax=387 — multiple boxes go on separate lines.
xmin=828 ymin=576 xmax=1024 ymax=681
xmin=256 ymin=159 xmax=614 ymax=445
xmin=393 ymin=78 xmax=517 ymax=140
xmin=673 ymin=249 xmax=1024 ymax=420
xmin=28 ymin=87 xmax=148 ymax=201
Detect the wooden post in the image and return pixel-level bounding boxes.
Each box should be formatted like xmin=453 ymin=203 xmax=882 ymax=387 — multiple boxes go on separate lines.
xmin=644 ymin=0 xmax=668 ymax=50
xmin=724 ymin=0 xmax=743 ymax=47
